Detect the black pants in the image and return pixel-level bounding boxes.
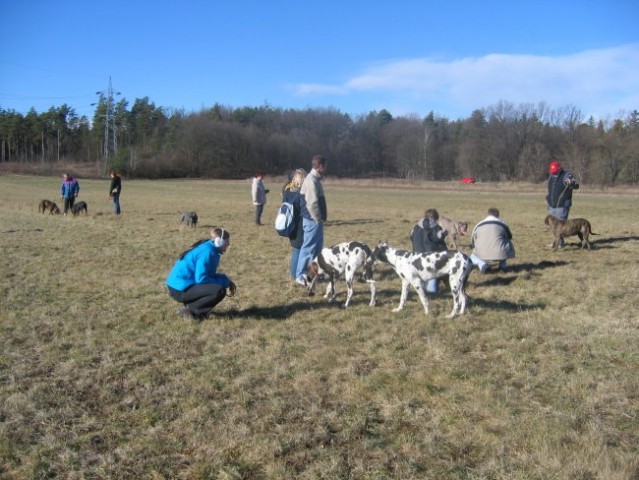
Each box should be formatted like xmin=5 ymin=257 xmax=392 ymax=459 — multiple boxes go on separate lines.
xmin=63 ymin=197 xmax=75 ymax=214
xmin=168 ymin=284 xmax=226 ymax=317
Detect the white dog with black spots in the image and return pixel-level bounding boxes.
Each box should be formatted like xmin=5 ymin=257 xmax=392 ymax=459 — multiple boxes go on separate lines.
xmin=307 ymin=241 xmax=377 ymax=308
xmin=369 ymin=242 xmax=472 ymax=318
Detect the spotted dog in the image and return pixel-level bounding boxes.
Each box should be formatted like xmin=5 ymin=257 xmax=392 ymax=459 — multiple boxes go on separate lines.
xmin=307 ymin=241 xmax=376 ymax=308
xmin=370 ymin=242 xmax=472 ymax=318
xmin=544 ymin=214 xmax=598 ymax=250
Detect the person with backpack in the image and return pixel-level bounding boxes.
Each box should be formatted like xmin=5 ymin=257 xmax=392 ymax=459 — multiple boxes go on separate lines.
xmin=281 ymin=168 xmax=306 ymax=279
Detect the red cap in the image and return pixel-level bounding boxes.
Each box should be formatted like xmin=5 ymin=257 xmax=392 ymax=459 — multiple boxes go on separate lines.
xmin=549 ymin=161 xmax=560 ymax=174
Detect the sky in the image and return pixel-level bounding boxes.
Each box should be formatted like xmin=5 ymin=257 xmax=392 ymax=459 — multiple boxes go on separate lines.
xmin=1 ymin=1 xmax=638 ymax=121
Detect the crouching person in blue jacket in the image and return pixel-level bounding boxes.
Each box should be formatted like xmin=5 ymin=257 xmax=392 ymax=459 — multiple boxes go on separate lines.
xmin=166 ymin=227 xmax=236 ymax=320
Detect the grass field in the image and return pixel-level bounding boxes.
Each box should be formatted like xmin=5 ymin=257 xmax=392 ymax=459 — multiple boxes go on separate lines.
xmin=1 ymin=174 xmax=638 ymax=479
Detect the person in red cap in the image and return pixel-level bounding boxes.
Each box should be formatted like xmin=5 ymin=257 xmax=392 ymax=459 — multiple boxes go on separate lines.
xmin=546 ymin=160 xmax=579 ymax=245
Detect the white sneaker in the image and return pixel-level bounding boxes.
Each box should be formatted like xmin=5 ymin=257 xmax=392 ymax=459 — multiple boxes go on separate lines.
xmin=295 ymin=276 xmax=307 ymax=287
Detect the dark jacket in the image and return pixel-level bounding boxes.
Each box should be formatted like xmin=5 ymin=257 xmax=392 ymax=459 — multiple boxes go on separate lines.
xmin=283 ymin=187 xmax=304 ymax=249
xmin=410 ymin=218 xmax=447 ymax=253
xmin=110 ymin=175 xmax=122 ymax=195
xmin=546 ymin=169 xmax=579 ymax=209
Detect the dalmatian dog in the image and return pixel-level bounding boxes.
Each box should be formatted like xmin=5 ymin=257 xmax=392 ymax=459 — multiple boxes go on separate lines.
xmin=307 ymin=241 xmax=376 ymax=308
xmin=369 ymin=242 xmax=473 ymax=318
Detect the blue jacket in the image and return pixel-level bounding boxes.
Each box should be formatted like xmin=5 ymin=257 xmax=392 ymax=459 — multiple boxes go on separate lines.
xmin=166 ymin=240 xmax=230 ymax=292
xmin=61 ymin=178 xmax=80 ymax=199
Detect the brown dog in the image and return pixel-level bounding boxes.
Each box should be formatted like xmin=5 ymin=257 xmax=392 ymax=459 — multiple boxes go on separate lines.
xmin=544 ymin=214 xmax=598 ymax=250
xmin=38 ymin=199 xmax=60 ymax=215
xmin=438 ymin=216 xmax=469 ymax=249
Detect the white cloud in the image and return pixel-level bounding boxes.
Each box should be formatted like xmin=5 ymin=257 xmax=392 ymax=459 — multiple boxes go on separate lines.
xmin=290 ymin=44 xmax=639 ymax=119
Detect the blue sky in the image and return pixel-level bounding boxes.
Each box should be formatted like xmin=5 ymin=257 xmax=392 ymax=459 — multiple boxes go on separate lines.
xmin=1 ymin=1 xmax=638 ymax=121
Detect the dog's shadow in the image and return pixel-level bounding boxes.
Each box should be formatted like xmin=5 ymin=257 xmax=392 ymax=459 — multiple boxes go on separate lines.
xmin=591 ymin=235 xmax=639 ymax=246
xmin=468 ymin=297 xmax=545 ymax=312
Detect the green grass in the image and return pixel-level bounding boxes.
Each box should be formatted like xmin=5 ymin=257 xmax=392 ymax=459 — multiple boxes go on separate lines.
xmin=1 ymin=174 xmax=638 ymax=479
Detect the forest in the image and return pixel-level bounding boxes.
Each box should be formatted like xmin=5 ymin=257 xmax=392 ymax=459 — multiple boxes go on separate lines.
xmin=1 ymin=95 xmax=637 ymax=185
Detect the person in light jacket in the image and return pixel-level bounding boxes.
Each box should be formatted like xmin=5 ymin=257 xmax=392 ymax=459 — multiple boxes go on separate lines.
xmin=470 ymin=207 xmax=515 ymax=273
xmin=295 ymin=155 xmax=327 ymax=286
xmin=251 ymin=172 xmax=269 ymax=225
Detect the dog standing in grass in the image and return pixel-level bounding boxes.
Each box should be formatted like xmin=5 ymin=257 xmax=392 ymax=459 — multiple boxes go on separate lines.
xmin=544 ymin=214 xmax=597 ymax=250
xmin=370 ymin=242 xmax=472 ymax=318
xmin=306 ymin=241 xmax=376 ymax=308
xmin=71 ymin=201 xmax=88 ymax=216
xmin=179 ymin=211 xmax=198 ymax=227
xmin=38 ymin=199 xmax=60 ymax=215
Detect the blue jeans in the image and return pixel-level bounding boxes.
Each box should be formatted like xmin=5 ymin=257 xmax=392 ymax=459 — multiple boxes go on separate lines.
xmin=112 ymin=194 xmax=121 ymax=214
xmin=548 ymin=206 xmax=569 ymax=221
xmin=290 ymin=248 xmax=300 ymax=279
xmin=296 ymin=219 xmax=323 ymax=279
xmin=470 ymin=253 xmax=508 ymax=271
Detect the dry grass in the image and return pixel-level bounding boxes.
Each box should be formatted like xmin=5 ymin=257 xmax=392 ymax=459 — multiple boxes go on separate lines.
xmin=1 ymin=174 xmax=638 ymax=479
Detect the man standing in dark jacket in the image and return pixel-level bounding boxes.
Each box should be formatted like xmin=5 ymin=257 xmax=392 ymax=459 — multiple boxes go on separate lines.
xmin=546 ymin=160 xmax=579 ymax=221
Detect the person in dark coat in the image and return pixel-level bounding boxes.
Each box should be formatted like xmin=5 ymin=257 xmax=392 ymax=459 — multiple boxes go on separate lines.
xmin=410 ymin=208 xmax=448 ymax=293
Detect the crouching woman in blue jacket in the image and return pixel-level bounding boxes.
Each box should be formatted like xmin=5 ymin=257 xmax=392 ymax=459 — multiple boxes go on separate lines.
xmin=166 ymin=227 xmax=236 ymax=320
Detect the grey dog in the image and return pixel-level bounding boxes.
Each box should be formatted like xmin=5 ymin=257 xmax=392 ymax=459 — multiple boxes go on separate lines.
xmin=179 ymin=211 xmax=198 ymax=227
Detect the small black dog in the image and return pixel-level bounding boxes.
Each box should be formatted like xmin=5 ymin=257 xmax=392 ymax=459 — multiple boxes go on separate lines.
xmin=71 ymin=201 xmax=88 ymax=216
xmin=179 ymin=211 xmax=198 ymax=227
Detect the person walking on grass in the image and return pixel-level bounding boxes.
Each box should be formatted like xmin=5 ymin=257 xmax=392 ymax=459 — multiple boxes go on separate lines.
xmin=60 ymin=173 xmax=80 ymax=215
xmin=295 ymin=155 xmax=328 ymax=286
xmin=109 ymin=170 xmax=122 ymax=215
xmin=166 ymin=227 xmax=237 ymax=321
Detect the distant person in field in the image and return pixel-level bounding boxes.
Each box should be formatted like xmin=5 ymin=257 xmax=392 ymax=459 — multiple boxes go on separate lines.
xmin=251 ymin=172 xmax=269 ymax=225
xmin=470 ymin=207 xmax=515 ymax=273
xmin=295 ymin=155 xmax=328 ymax=286
xmin=410 ymin=208 xmax=449 ymax=293
xmin=282 ymin=168 xmax=306 ymax=279
xmin=109 ymin=170 xmax=122 ymax=215
xmin=166 ymin=227 xmax=237 ymax=320
xmin=60 ymin=173 xmax=80 ymax=215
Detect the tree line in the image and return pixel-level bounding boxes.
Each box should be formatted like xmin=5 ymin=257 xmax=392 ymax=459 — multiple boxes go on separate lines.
xmin=1 ymin=97 xmax=637 ymax=185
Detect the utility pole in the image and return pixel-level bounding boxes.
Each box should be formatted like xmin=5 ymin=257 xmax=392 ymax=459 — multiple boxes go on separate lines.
xmin=95 ymin=76 xmax=121 ymax=174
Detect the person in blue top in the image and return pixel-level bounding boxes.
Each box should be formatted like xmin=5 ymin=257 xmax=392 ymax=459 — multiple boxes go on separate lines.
xmin=60 ymin=173 xmax=80 ymax=215
xmin=282 ymin=168 xmax=306 ymax=279
xmin=166 ymin=227 xmax=237 ymax=320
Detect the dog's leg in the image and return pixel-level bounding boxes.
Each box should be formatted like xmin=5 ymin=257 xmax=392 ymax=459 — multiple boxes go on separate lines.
xmin=413 ymin=281 xmax=430 ymax=315
xmin=367 ymin=280 xmax=376 ymax=307
xmin=324 ymin=274 xmax=337 ymax=302
xmin=392 ymin=279 xmax=411 ymax=312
